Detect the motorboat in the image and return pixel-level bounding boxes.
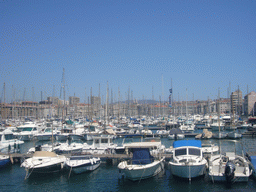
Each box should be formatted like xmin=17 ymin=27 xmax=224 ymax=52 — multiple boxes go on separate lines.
xmin=65 ymin=154 xmax=101 ymax=174
xmin=0 ymin=129 xmax=24 ymax=153
xmin=118 ymin=141 xmax=165 ymax=181
xmin=201 ymin=143 xmax=219 ymax=154
xmin=246 ymin=152 xmax=256 ymax=180
xmin=21 ymin=151 xmax=66 ymax=179
xmin=167 ymin=128 xmax=185 ymax=140
xmin=34 ymin=127 xmax=60 ymax=141
xmin=0 ymin=154 xmax=10 ymax=167
xmin=227 ymin=131 xmax=242 ymax=139
xmin=212 ymin=132 xmax=227 ymax=139
xmin=83 ymin=135 xmax=117 ymax=154
xmin=54 ymin=140 xmax=85 ymax=154
xmin=14 ymin=122 xmax=40 ymax=141
xmin=208 ymin=152 xmax=251 ymax=183
xmin=169 ymin=140 xmax=207 ymax=180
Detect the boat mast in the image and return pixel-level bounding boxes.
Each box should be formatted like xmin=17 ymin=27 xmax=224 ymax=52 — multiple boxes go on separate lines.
xmin=218 ymin=88 xmax=220 ymax=133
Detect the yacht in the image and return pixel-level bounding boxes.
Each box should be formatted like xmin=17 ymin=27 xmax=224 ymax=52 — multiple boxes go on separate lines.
xmin=83 ymin=135 xmax=117 ymax=154
xmin=0 ymin=129 xmax=24 ymax=153
xmin=14 ymin=122 xmax=40 ymax=141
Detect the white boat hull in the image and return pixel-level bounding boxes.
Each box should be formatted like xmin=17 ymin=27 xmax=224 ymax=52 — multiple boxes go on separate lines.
xmin=169 ymin=163 xmax=206 ymax=178
xmin=118 ymin=158 xmax=165 ymax=181
xmin=68 ymin=162 xmax=101 ymax=174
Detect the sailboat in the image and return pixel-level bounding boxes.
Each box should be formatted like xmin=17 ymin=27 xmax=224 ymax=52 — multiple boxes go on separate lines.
xmin=213 ymin=89 xmax=227 ymax=139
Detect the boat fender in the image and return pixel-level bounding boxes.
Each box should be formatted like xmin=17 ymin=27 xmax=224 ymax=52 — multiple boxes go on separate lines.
xmin=225 ymin=161 xmax=236 ymax=183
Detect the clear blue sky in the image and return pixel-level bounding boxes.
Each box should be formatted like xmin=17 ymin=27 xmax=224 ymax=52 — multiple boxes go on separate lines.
xmin=1 ymin=0 xmax=256 ymax=103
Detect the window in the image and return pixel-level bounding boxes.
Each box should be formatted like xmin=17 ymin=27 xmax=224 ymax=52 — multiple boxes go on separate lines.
xmin=5 ymin=134 xmax=14 ymax=140
xmin=175 ymin=148 xmax=187 ymax=156
xmin=189 ymin=148 xmax=200 ymax=156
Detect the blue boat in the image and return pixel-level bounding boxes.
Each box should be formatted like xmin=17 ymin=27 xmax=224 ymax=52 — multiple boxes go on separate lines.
xmin=0 ymin=155 xmax=10 ymax=168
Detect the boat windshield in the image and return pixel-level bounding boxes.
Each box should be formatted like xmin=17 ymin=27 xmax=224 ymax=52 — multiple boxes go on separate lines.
xmin=22 ymin=128 xmax=33 ymax=131
xmin=175 ymin=148 xmax=187 ymax=156
xmin=5 ymin=134 xmax=15 ymax=140
xmin=188 ymin=148 xmax=200 ymax=156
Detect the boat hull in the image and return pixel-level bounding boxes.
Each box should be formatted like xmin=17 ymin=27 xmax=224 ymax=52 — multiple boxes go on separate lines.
xmin=118 ymin=158 xmax=165 ymax=181
xmin=67 ymin=161 xmax=101 ymax=174
xmin=169 ymin=163 xmax=206 ymax=178
xmin=27 ymin=162 xmax=63 ymax=174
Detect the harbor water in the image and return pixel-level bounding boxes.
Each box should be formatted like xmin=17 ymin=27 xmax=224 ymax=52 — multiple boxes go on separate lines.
xmin=1 ymin=133 xmax=256 ymax=192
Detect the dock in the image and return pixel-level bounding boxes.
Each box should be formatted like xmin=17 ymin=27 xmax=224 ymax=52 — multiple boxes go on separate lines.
xmin=2 ymin=152 xmax=173 ymax=165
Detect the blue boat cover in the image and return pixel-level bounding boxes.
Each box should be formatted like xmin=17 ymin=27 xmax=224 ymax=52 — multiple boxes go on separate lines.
xmin=173 ymin=140 xmax=202 ymax=148
xmin=132 ymin=148 xmax=153 ymax=165
xmin=250 ymin=156 xmax=256 ymax=169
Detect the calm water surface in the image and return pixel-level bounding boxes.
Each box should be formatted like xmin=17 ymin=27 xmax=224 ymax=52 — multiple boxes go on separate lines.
xmin=1 ymin=132 xmax=256 ymax=192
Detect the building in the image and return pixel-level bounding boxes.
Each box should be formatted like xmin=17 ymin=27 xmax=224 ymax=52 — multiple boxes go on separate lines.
xmin=69 ymin=96 xmax=80 ymax=105
xmin=47 ymin=97 xmax=59 ymax=105
xmin=217 ymin=98 xmax=231 ymax=114
xmin=244 ymin=91 xmax=256 ymax=116
xmin=231 ymin=90 xmax=243 ymax=115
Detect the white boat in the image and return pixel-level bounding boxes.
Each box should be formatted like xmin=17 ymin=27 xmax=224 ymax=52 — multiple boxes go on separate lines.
xmin=65 ymin=154 xmax=101 ymax=174
xmin=0 ymin=129 xmax=24 ymax=153
xmin=83 ymin=135 xmax=117 ymax=154
xmin=227 ymin=131 xmax=242 ymax=139
xmin=34 ymin=127 xmax=60 ymax=141
xmin=14 ymin=122 xmax=40 ymax=141
xmin=212 ymin=131 xmax=227 ymax=139
xmin=202 ymin=143 xmax=219 ymax=154
xmin=169 ymin=140 xmax=207 ymax=180
xmin=118 ymin=142 xmax=165 ymax=181
xmin=208 ymin=152 xmax=251 ymax=183
xmin=54 ymin=140 xmax=85 ymax=154
xmin=21 ymin=151 xmax=66 ymax=179
xmin=167 ymin=128 xmax=185 ymax=140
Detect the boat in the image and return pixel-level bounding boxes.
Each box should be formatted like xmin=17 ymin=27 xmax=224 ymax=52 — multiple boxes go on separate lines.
xmin=245 ymin=152 xmax=256 ymax=180
xmin=212 ymin=132 xmax=227 ymax=139
xmin=118 ymin=141 xmax=165 ymax=181
xmin=0 ymin=129 xmax=24 ymax=153
xmin=21 ymin=151 xmax=66 ymax=179
xmin=33 ymin=127 xmax=60 ymax=141
xmin=208 ymin=140 xmax=251 ymax=183
xmin=201 ymin=143 xmax=219 ymax=154
xmin=65 ymin=154 xmax=101 ymax=174
xmin=169 ymin=140 xmax=207 ymax=180
xmin=227 ymin=131 xmax=242 ymax=139
xmin=14 ymin=122 xmax=40 ymax=141
xmin=208 ymin=152 xmax=251 ymax=183
xmin=0 ymin=154 xmax=11 ymax=168
xmin=82 ymin=135 xmax=117 ymax=154
xmin=54 ymin=140 xmax=85 ymax=154
xmin=167 ymin=128 xmax=185 ymax=140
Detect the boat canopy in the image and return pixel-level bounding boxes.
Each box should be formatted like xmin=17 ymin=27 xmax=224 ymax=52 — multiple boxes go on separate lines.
xmin=173 ymin=140 xmax=201 ymax=148
xmin=132 ymin=148 xmax=153 ymax=165
xmin=124 ymin=142 xmax=162 ymax=148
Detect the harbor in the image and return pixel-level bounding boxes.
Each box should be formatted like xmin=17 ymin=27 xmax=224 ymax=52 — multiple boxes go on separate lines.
xmin=1 ymin=132 xmax=256 ymax=192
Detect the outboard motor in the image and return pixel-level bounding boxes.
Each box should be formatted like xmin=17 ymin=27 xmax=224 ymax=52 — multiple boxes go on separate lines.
xmin=225 ymin=161 xmax=236 ymax=183
xmin=35 ymin=145 xmax=42 ymax=151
